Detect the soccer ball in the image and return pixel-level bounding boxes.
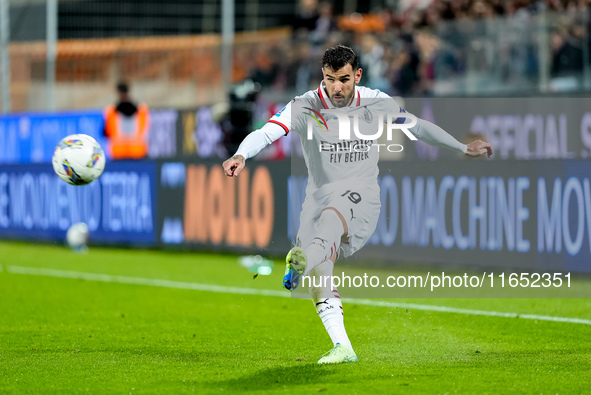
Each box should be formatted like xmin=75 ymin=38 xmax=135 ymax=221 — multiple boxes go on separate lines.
xmin=66 ymin=222 xmax=89 ymax=253
xmin=52 ymin=134 xmax=106 ymax=185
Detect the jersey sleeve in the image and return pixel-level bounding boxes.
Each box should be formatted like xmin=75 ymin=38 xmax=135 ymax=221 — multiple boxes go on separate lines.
xmin=234 ymin=102 xmax=294 ymax=159
xmin=409 ymin=118 xmax=467 ymax=154
xmin=267 ymin=102 xmax=292 ymax=136
xmin=234 ymin=122 xmax=286 ymax=160
xmin=268 ymin=98 xmax=310 ymax=136
xmin=376 ymin=91 xmax=407 ymax=123
xmin=375 ymin=90 xmax=466 ymax=154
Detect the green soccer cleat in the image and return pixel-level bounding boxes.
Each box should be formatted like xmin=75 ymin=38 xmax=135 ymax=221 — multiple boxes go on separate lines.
xmin=317 ymin=343 xmax=358 ymax=364
xmin=283 ymin=247 xmax=307 ymax=290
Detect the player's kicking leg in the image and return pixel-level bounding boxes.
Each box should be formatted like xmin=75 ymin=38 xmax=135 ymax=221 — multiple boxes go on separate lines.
xmin=284 ymin=208 xmax=357 ymax=364
xmin=284 ymin=208 xmax=345 ymax=291
xmin=310 ymin=260 xmax=357 ymax=364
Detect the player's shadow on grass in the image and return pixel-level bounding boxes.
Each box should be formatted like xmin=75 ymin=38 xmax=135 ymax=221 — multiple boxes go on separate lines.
xmin=210 ymin=363 xmax=356 ymax=391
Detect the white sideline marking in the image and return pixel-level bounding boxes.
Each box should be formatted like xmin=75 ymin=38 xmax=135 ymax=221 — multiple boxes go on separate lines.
xmin=5 ymin=265 xmax=288 ymax=298
xmin=5 ymin=265 xmax=591 ymax=326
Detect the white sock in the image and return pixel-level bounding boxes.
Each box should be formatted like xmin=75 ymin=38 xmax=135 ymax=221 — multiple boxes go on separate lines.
xmin=313 ymin=289 xmax=353 ymax=351
xmin=304 ymin=210 xmax=344 ymax=275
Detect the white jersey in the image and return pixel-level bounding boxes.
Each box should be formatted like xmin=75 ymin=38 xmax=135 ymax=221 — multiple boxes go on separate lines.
xmin=234 ymin=81 xmax=466 ymax=257
xmin=235 ymin=82 xmax=466 ymax=197
xmin=267 ymin=83 xmax=402 ymax=194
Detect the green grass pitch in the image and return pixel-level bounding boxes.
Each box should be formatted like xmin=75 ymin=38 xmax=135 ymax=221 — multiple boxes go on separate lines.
xmin=1 ymin=241 xmax=590 ymax=394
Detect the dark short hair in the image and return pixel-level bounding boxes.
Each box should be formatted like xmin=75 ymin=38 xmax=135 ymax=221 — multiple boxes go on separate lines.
xmin=116 ymin=82 xmax=129 ymax=94
xmin=322 ymin=45 xmax=359 ymax=71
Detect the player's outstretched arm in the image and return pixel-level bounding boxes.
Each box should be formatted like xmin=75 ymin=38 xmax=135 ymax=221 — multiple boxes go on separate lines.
xmin=465 ymin=139 xmax=493 ymax=158
xmin=409 ymin=118 xmax=493 ymax=158
xmin=222 ymin=154 xmax=245 ymax=177
xmin=221 ymin=120 xmax=288 ymax=177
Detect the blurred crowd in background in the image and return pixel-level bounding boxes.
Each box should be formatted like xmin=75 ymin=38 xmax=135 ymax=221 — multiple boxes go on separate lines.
xmin=3 ymin=0 xmax=591 ymax=165
xmin=4 ymin=0 xmax=590 ymax=114
xmin=242 ymin=0 xmax=591 ymax=96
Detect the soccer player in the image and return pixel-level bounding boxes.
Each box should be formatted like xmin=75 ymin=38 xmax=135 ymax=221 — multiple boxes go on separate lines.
xmin=222 ymin=45 xmax=493 ymax=364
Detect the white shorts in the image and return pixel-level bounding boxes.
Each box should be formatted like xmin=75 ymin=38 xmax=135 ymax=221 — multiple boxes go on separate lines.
xmin=296 ymin=180 xmax=381 ymax=258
